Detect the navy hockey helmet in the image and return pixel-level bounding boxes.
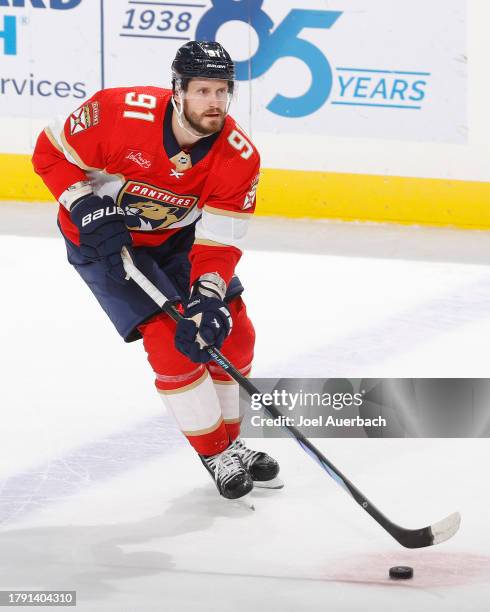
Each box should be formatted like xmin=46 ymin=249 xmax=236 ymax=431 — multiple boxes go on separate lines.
xmin=171 ymin=41 xmax=235 ymax=93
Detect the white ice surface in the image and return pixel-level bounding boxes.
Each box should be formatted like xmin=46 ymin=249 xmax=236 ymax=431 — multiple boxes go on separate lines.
xmin=0 ymin=203 xmax=489 ymax=611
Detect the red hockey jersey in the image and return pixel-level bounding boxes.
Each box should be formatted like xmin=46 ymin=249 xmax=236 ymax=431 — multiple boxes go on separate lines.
xmin=32 ymin=86 xmax=260 ymax=285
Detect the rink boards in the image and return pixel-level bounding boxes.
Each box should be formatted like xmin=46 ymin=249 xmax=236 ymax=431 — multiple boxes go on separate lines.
xmin=1 ymin=1 xmax=489 ymax=227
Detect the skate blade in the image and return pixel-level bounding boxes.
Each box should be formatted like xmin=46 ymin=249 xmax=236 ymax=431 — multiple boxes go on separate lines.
xmin=253 ymin=477 xmax=284 ymax=490
xmin=224 ymin=493 xmax=255 ymax=511
xmin=242 ymin=494 xmax=255 ymax=510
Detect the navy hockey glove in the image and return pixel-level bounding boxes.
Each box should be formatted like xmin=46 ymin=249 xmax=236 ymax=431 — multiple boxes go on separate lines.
xmin=70 ymin=194 xmax=132 ymax=284
xmin=175 ymin=273 xmax=232 ymax=363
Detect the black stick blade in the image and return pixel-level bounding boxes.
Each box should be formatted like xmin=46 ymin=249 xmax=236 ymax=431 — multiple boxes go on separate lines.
xmin=394 ymin=512 xmax=461 ymax=549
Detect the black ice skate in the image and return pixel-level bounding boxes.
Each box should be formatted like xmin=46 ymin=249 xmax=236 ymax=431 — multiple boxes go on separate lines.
xmin=199 ymin=447 xmax=253 ymax=500
xmin=228 ymin=438 xmax=284 ymax=489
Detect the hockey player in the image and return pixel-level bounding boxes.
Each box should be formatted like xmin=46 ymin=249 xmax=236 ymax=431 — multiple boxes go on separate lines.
xmin=32 ymin=41 xmax=280 ymax=500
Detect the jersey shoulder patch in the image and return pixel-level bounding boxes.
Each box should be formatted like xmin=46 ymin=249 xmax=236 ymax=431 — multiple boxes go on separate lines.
xmin=69 ymin=101 xmax=100 ymax=136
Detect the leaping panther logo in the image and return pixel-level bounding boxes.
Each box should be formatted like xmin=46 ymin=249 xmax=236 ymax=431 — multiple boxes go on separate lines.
xmin=125 ymin=201 xmax=180 ymax=230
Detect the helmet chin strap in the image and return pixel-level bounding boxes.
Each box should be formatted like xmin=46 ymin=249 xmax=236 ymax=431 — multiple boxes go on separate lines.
xmin=171 ymin=94 xmax=208 ymax=140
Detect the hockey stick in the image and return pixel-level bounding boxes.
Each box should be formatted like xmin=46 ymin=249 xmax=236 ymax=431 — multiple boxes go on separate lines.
xmin=121 ymin=247 xmax=461 ymax=548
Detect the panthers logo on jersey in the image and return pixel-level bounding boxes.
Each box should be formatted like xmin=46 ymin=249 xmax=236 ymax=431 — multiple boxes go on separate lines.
xmin=117 ymin=181 xmax=199 ymax=231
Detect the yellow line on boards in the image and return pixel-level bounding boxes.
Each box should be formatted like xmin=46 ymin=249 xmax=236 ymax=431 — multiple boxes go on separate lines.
xmin=0 ymin=153 xmax=52 ymax=201
xmin=258 ymin=168 xmax=490 ymax=228
xmin=2 ymin=154 xmax=490 ymax=228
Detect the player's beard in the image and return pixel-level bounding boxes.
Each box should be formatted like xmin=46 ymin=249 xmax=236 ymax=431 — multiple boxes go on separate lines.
xmin=183 ymin=102 xmax=225 ymax=136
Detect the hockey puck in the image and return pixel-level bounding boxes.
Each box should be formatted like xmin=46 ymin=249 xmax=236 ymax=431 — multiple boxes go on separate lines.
xmin=389 ymin=566 xmax=413 ymax=580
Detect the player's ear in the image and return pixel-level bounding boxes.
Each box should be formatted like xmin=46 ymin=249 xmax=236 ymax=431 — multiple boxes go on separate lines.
xmin=173 ymin=88 xmax=180 ymax=103
xmin=173 ymin=80 xmax=182 ymax=103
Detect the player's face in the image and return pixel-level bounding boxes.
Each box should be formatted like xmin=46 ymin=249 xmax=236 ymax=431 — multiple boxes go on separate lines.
xmin=181 ymin=79 xmax=229 ymax=135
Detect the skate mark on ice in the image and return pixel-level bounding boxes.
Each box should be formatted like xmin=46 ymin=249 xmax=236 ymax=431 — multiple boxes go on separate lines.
xmin=0 ymin=413 xmax=185 ymax=527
